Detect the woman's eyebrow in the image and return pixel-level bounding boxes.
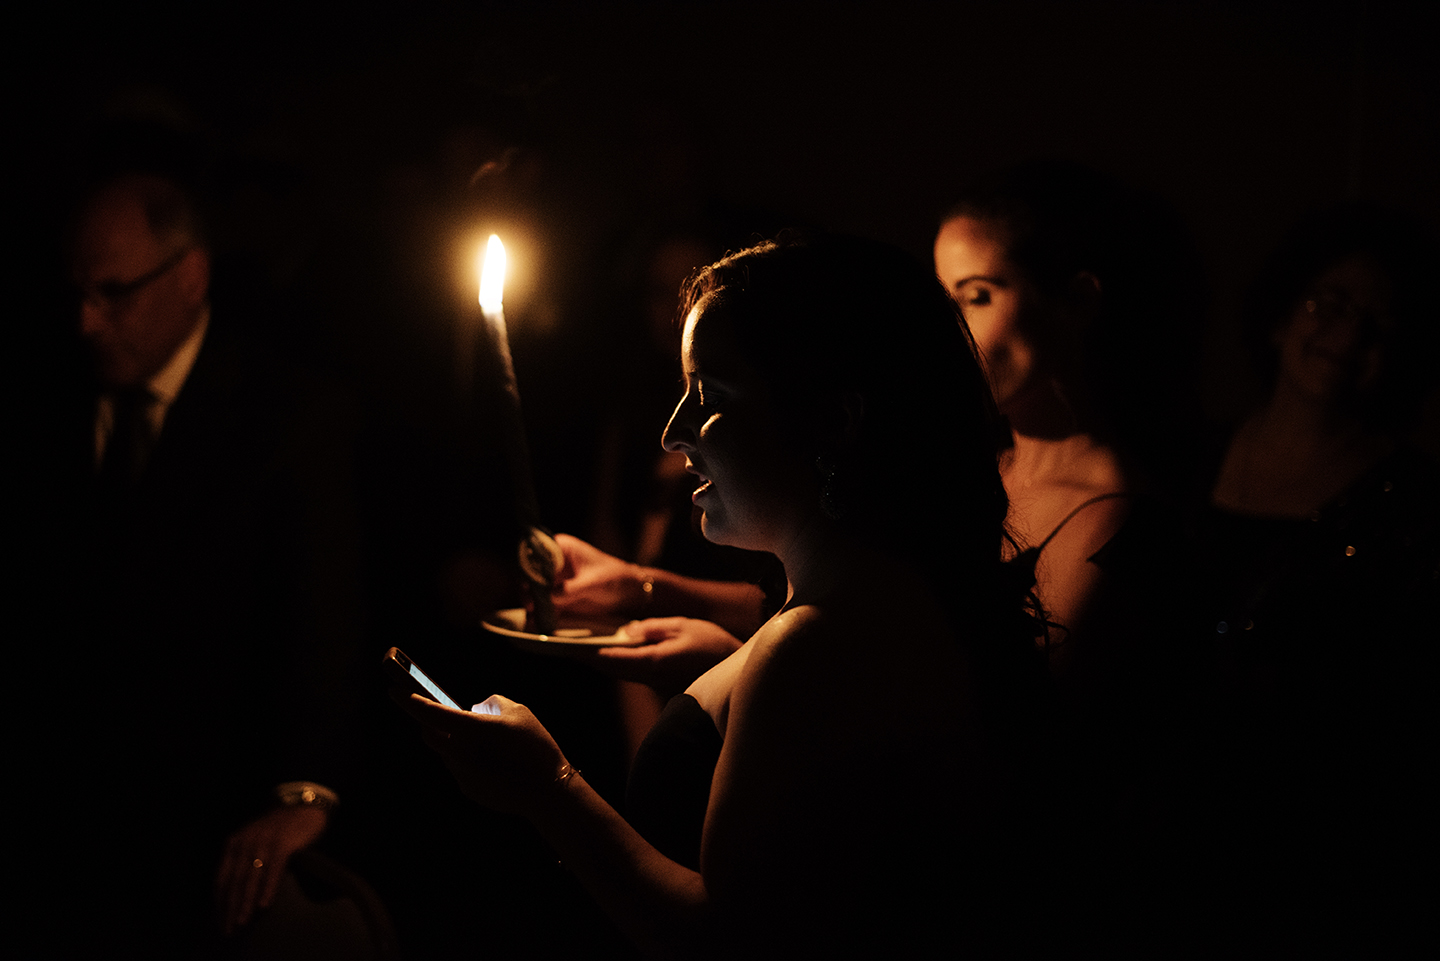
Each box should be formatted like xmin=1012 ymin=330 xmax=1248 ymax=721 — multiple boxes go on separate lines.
xmin=953 ymin=274 xmax=1009 ymax=288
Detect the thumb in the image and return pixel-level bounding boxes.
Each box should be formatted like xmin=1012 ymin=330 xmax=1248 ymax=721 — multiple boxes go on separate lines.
xmin=470 ymin=694 xmax=510 ymax=716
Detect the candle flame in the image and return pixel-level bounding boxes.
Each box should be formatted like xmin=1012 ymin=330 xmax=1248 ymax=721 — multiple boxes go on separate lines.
xmin=479 ymin=234 xmax=506 ymax=312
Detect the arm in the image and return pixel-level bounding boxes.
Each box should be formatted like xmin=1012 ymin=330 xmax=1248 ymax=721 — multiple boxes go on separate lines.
xmin=553 ymin=533 xmax=766 ymax=639
xmin=396 ymin=693 xmax=722 ymax=960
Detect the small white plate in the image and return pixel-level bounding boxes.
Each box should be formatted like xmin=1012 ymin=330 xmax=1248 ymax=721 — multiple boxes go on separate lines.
xmin=481 ymin=608 xmax=645 ymax=652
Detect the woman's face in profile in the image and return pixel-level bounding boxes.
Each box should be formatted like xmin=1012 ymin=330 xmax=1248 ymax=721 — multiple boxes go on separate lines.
xmin=933 ymin=215 xmax=1042 ymax=410
xmin=661 ymin=301 xmax=815 ymax=553
xmin=1273 ymin=253 xmax=1394 ymax=406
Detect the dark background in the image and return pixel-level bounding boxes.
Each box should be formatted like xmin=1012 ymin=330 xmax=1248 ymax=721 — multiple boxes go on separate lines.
xmin=10 ymin=0 xmax=1438 ymax=540
xmin=7 ymin=3 xmax=1435 ymax=952
xmin=13 ymin=1 xmax=1439 ymax=496
xmin=14 ymin=0 xmax=1440 ymax=662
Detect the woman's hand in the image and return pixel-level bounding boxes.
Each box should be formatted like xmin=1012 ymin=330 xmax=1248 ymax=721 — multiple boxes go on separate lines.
xmin=214 ymin=805 xmax=327 ymax=935
xmin=395 ymin=692 xmax=569 ymax=814
xmin=590 ymin=617 xmax=743 ymax=696
xmin=551 ymin=533 xmax=650 ymax=618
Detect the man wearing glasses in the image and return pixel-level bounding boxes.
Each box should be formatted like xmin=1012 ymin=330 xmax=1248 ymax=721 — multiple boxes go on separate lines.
xmin=75 ymin=175 xmax=212 ymax=492
xmin=66 ymin=172 xmax=365 ymax=954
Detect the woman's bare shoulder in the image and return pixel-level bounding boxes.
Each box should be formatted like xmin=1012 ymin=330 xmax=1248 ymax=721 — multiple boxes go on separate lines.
xmin=685 ymin=606 xmax=841 ymax=735
xmin=740 ymin=602 xmax=896 ymax=675
xmin=733 ymin=598 xmax=968 ymax=732
xmin=732 ymin=606 xmax=830 ymax=690
xmin=1049 ymin=490 xmax=1131 ymax=556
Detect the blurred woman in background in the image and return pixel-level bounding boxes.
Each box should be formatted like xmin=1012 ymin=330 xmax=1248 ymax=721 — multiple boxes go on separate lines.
xmin=935 ymin=163 xmax=1209 ymax=947
xmin=934 ymin=161 xmax=1204 ymax=678
xmin=1188 ymin=204 xmax=1439 ymax=950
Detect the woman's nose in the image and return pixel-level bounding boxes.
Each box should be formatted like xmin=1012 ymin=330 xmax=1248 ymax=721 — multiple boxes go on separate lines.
xmin=661 ymin=392 xmax=696 ymax=453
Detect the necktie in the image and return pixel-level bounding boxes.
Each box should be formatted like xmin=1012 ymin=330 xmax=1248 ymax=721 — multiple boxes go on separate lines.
xmin=99 ymin=387 xmax=156 ymax=496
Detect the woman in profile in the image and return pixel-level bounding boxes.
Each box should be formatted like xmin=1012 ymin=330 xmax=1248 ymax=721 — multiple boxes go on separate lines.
xmin=395 ymin=235 xmax=1047 ymax=958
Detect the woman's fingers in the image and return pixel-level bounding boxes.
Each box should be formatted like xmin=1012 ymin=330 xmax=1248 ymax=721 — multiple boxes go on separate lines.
xmin=623 ymin=617 xmax=687 ymax=642
xmin=394 ymin=691 xmax=563 ymax=812
xmin=471 ymin=694 xmax=506 ymax=716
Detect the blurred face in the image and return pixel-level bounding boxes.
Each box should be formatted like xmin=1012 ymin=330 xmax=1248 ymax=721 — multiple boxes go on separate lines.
xmin=933 ymin=215 xmax=1044 ymax=410
xmin=1274 ymin=253 xmax=1394 ymax=406
xmin=73 ymin=188 xmax=208 ymax=389
xmin=661 ymin=301 xmax=815 ymax=553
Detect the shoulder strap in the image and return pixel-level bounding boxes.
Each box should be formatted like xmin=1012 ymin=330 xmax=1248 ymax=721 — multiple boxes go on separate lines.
xmin=1035 ymin=491 xmax=1130 ymax=553
xmin=1005 ymin=491 xmax=1131 ymax=592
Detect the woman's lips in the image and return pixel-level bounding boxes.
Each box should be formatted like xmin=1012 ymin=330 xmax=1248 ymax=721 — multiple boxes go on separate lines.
xmin=686 ymin=461 xmax=711 ymax=501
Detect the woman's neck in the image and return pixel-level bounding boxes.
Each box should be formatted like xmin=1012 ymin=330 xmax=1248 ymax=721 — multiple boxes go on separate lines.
xmin=1003 ymin=430 xmax=1123 ymax=495
xmin=1002 ymin=375 xmax=1085 ymax=442
xmin=774 ymin=513 xmax=919 ymax=614
xmin=775 ymin=516 xmax=853 ymax=610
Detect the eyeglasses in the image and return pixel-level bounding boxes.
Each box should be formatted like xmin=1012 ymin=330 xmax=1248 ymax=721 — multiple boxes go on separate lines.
xmin=76 ymin=246 xmax=192 ymax=311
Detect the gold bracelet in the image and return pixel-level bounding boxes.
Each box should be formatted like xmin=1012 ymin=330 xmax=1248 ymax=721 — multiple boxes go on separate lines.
xmin=553 ymin=761 xmax=582 ymax=786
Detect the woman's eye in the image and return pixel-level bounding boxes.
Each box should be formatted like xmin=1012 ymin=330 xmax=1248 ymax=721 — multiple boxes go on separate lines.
xmin=964 ymin=288 xmax=992 ymax=307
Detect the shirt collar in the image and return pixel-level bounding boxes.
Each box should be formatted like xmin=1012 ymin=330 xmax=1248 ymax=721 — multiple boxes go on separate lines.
xmin=148 ymin=306 xmax=209 ymax=406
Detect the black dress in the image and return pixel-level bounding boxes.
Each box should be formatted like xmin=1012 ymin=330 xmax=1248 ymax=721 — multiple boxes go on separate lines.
xmin=624 ymin=687 xmax=1051 ymax=955
xmin=1175 ymin=446 xmax=1440 ymax=949
xmin=626 ymin=693 xmax=722 ymax=872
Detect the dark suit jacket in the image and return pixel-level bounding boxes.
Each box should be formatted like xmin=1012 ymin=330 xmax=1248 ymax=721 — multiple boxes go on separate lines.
xmin=52 ymin=314 xmax=367 ymax=941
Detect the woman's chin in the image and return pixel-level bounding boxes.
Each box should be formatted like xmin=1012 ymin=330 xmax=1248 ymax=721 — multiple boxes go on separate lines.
xmin=698 ymin=513 xmax=722 ymax=543
xmin=698 ymin=513 xmax=740 ymax=549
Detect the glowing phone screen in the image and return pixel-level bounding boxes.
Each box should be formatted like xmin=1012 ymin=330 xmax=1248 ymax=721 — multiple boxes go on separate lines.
xmin=409 ymin=663 xmax=461 ymax=710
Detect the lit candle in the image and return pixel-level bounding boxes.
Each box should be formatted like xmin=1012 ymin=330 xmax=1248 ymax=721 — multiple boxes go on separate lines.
xmin=479 ymin=235 xmax=513 ymax=384
xmin=477 ymin=235 xmax=560 ymax=634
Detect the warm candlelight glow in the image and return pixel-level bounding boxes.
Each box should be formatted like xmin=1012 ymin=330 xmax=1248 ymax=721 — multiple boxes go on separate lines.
xmin=479 ymin=234 xmax=506 ymax=313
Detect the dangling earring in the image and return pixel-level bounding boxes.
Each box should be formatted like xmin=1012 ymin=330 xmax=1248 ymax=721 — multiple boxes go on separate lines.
xmin=815 ymin=452 xmax=845 ymax=520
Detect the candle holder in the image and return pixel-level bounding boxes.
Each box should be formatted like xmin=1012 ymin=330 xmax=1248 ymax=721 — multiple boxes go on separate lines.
xmin=518 ymin=524 xmax=562 ymax=634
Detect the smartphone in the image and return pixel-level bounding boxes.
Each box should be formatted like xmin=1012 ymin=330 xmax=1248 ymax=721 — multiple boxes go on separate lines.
xmin=383 ymin=647 xmax=463 ymax=711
